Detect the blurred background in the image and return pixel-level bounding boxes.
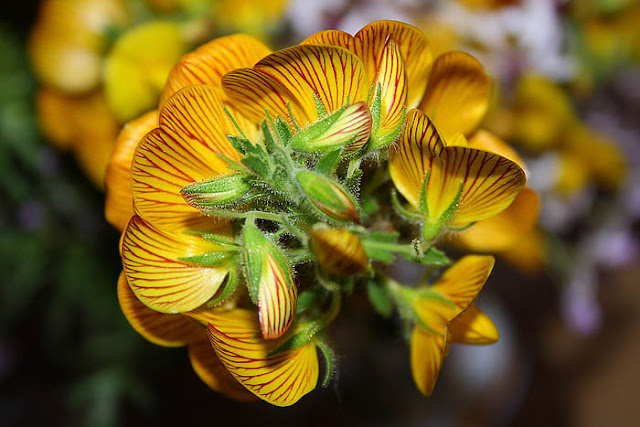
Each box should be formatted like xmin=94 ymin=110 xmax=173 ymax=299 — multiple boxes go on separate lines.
xmin=1 ymin=0 xmax=639 ymax=425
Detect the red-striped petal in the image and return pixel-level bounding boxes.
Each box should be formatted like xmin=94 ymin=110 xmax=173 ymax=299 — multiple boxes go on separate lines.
xmin=131 ymin=85 xmax=248 ymax=230
xmin=117 ymin=271 xmax=202 ymax=346
xmin=121 ymin=215 xmax=229 ymax=313
xmin=431 ymin=145 xmax=527 ymax=227
xmin=389 ymin=108 xmax=445 ymax=208
xmin=105 ymin=110 xmax=158 ymax=231
xmin=252 ymin=45 xmax=368 ymax=122
xmin=206 ymin=309 xmax=319 ymax=407
xmin=160 ymin=34 xmax=271 ymax=108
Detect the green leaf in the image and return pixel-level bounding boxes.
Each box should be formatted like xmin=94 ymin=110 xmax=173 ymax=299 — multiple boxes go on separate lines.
xmin=315 ymin=148 xmax=343 ymax=175
xmin=367 ymin=279 xmax=393 ymax=317
xmin=401 ymin=247 xmax=451 ymax=267
xmin=275 ymin=116 xmax=292 ymax=146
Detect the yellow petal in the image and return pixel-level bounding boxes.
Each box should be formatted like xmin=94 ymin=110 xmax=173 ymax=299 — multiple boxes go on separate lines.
xmin=105 ymin=110 xmax=158 ymax=232
xmin=389 ymin=108 xmax=445 ymax=208
xmin=353 ymin=20 xmax=432 ymax=107
xmin=121 ymin=215 xmax=229 ymax=313
xmin=303 ymin=21 xmax=432 ymax=107
xmin=368 ymin=39 xmax=408 ymax=147
xmin=431 ymin=255 xmax=495 ymax=311
xmin=188 ymin=338 xmax=257 ymax=401
xmin=258 ymin=251 xmax=298 ymax=340
xmin=448 ymin=305 xmax=499 ymax=345
xmin=131 ymin=85 xmax=246 ymax=230
xmin=410 ymin=326 xmax=447 ymax=397
xmin=455 ymin=188 xmax=539 ymax=252
xmin=467 ymin=129 xmax=527 ymax=172
xmin=160 ymin=34 xmax=271 ymax=108
xmin=428 ymin=145 xmax=527 ymax=227
xmin=104 ymin=21 xmax=186 ymax=122
xmin=222 ymin=67 xmax=305 ymax=125
xmin=206 ymin=309 xmax=319 ymax=407
xmin=253 ymin=45 xmax=368 ymax=122
xmin=500 ymin=228 xmax=547 ymax=275
xmin=419 ymin=51 xmax=492 ymax=139
xmin=117 ymin=271 xmax=202 ymax=346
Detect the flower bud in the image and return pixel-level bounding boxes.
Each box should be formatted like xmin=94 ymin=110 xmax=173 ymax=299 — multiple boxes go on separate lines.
xmin=181 ymin=173 xmax=252 ymax=209
xmin=296 ymin=170 xmax=361 ymax=224
xmin=310 ymin=228 xmax=369 ymax=276
xmin=289 ymin=101 xmax=372 ymax=155
xmin=242 ymin=224 xmax=297 ymax=340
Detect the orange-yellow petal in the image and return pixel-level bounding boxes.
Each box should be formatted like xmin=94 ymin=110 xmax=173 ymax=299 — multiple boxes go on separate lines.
xmin=431 ymin=255 xmax=495 ymax=311
xmin=258 ymin=251 xmax=297 ymax=340
xmin=410 ymin=326 xmax=447 ymax=397
xmin=389 ymin=108 xmax=445 ymax=208
xmin=252 ymin=45 xmax=368 ymax=121
xmin=188 ymin=338 xmax=256 ymax=401
xmin=303 ymin=21 xmax=432 ymax=107
xmin=368 ymin=39 xmax=408 ymax=147
xmin=419 ymin=51 xmax=492 ymax=139
xmin=222 ymin=67 xmax=306 ymax=126
xmin=428 ymin=145 xmax=527 ymax=227
xmin=353 ymin=20 xmax=432 ymax=107
xmin=131 ymin=85 xmax=245 ymax=230
xmin=105 ymin=110 xmax=158 ymax=231
xmin=455 ymin=188 xmax=540 ymax=252
xmin=121 ymin=215 xmax=229 ymax=313
xmin=117 ymin=271 xmax=202 ymax=346
xmin=160 ymin=34 xmax=271 ymax=108
xmin=206 ymin=309 xmax=319 ymax=407
xmin=448 ymin=305 xmax=499 ymax=345
xmin=467 ymin=129 xmax=527 ymax=171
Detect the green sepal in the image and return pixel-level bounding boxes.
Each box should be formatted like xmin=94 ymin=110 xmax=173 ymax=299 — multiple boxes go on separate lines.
xmin=261 ymin=120 xmax=277 ymax=153
xmin=289 ymin=103 xmax=360 ymax=153
xmin=207 ymin=268 xmax=240 ymax=307
xmin=275 ymin=116 xmax=292 ymax=146
xmin=315 ymin=148 xmax=344 ymax=175
xmin=316 ymin=339 xmax=335 ymax=388
xmin=391 ymin=189 xmax=423 ymax=222
xmin=367 ymin=279 xmax=393 ymax=317
xmin=180 ymin=173 xmax=253 ymax=209
xmin=178 ymin=251 xmax=235 ymax=267
xmin=419 ymin=169 xmax=431 ymax=217
xmin=369 ymin=107 xmax=405 ymax=150
xmin=296 ymin=288 xmax=323 ymax=315
xmin=368 ymin=84 xmax=383 ymax=133
xmin=267 ymin=322 xmax=321 ymax=356
xmin=313 ymin=93 xmax=328 ymax=118
xmin=400 ymin=247 xmax=451 ymax=267
xmin=183 ymin=231 xmax=239 ymax=247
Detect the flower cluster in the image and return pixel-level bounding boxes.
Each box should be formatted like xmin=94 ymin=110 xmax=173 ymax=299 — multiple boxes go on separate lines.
xmin=107 ymin=21 xmax=527 ymax=405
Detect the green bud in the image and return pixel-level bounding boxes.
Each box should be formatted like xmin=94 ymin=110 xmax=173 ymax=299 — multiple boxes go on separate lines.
xmin=296 ymin=170 xmax=361 ymax=224
xmin=289 ymin=102 xmax=372 ymax=155
xmin=181 ymin=173 xmax=252 ymax=209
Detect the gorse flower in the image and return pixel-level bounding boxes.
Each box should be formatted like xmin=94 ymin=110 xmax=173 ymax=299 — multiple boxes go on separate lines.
xmin=107 ymin=20 xmax=528 ymax=405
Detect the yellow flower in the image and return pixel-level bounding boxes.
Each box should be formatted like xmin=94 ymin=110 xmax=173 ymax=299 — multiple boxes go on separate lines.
xmin=389 ymin=109 xmax=526 ymax=241
xmin=29 ymin=0 xmax=128 ymax=94
xmin=109 ymin=21 xmax=507 ymax=407
xmin=103 ymin=20 xmax=187 ymax=122
xmin=309 ymin=227 xmax=369 ymax=276
xmin=403 ymin=255 xmax=498 ymax=396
